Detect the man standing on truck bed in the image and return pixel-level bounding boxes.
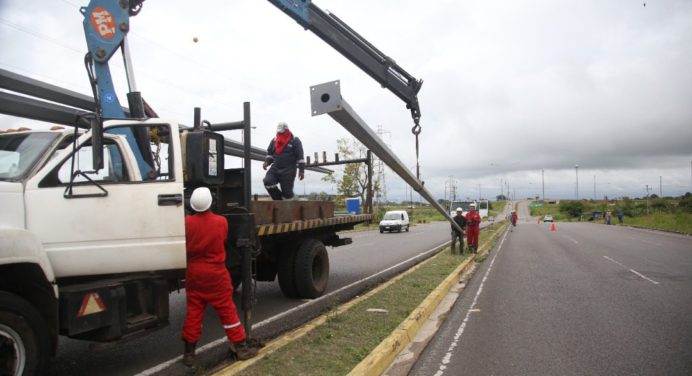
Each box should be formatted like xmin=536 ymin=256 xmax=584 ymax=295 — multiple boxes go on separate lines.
xmin=465 ymin=203 xmax=481 ymax=253
xmin=263 ymin=122 xmax=305 ymax=200
xmin=451 ymin=207 xmax=466 ymax=254
xmin=182 ymin=187 xmax=257 ymax=365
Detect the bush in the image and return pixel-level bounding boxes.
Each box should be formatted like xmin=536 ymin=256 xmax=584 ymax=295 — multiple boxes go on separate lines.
xmin=559 ymin=201 xmax=586 ymax=218
xmin=678 ymin=196 xmax=692 ymax=213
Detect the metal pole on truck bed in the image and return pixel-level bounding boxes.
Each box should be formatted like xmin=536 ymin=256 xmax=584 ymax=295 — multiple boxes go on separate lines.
xmin=309 ymin=80 xmax=463 ymax=233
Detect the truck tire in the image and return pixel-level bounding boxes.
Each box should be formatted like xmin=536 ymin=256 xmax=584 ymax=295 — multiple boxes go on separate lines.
xmin=294 ymin=239 xmax=329 ymax=299
xmin=277 ymin=246 xmax=299 ymax=298
xmin=0 ymin=292 xmax=50 ymax=376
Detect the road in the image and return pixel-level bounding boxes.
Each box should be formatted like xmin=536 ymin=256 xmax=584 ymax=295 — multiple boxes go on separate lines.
xmin=410 ymin=204 xmax=692 ymax=375
xmin=48 ymin=216 xmax=488 ymax=375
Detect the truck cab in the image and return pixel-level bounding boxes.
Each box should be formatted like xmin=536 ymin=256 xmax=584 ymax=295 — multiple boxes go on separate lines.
xmin=0 ymin=120 xmax=187 ymax=374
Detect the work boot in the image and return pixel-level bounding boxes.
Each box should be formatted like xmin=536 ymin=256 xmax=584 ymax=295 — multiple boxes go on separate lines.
xmin=232 ymin=341 xmax=258 ymax=360
xmin=182 ymin=341 xmax=196 ymax=367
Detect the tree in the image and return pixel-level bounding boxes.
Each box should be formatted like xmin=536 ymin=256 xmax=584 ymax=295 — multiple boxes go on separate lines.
xmin=559 ymin=200 xmax=585 ymax=218
xmin=496 ymin=194 xmax=508 ymax=201
xmin=322 ymin=137 xmax=378 ymax=209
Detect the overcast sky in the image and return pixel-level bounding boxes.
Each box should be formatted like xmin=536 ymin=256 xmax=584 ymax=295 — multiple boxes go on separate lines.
xmin=1 ymin=0 xmax=691 ymax=201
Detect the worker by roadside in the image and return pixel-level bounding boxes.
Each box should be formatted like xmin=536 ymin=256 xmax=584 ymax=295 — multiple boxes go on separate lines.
xmin=263 ymin=122 xmax=305 ymax=200
xmin=450 ymin=207 xmax=467 ymax=254
xmin=617 ymin=211 xmax=624 ymax=224
xmin=511 ymin=210 xmax=518 ymax=227
xmin=605 ymin=211 xmax=612 ymax=225
xmin=182 ymin=187 xmax=258 ymax=366
xmin=465 ymin=203 xmax=482 ymax=253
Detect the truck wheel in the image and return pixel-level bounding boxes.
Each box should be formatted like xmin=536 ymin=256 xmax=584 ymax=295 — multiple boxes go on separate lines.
xmin=0 ymin=292 xmax=50 ymax=376
xmin=277 ymin=247 xmax=299 ymax=298
xmin=294 ymin=239 xmax=329 ymax=299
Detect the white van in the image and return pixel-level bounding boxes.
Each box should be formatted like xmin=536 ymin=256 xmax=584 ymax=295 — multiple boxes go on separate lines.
xmin=379 ymin=210 xmax=410 ymax=233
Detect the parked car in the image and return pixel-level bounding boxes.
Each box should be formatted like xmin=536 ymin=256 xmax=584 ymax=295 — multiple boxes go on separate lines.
xmin=543 ymin=215 xmax=554 ymax=222
xmin=487 ymin=216 xmax=495 ymax=222
xmin=379 ymin=210 xmax=410 ymax=233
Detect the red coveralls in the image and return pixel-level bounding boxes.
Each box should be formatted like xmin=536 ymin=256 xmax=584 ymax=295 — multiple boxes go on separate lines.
xmin=465 ymin=210 xmax=481 ymax=250
xmin=511 ymin=212 xmax=518 ymax=226
xmin=182 ymin=211 xmax=246 ymax=344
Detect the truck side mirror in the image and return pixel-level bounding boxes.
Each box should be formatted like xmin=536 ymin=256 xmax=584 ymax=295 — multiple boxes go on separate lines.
xmin=90 ymin=117 xmax=104 ymax=170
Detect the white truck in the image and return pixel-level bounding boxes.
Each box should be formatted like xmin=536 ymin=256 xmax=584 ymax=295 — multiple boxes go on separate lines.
xmin=448 ymin=199 xmax=489 ymax=219
xmin=0 ymin=118 xmax=370 ymax=375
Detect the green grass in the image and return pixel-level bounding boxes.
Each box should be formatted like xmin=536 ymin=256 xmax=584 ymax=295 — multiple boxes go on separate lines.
xmin=619 ymin=212 xmax=692 ymax=234
xmin=235 ymin=224 xmax=506 ymax=376
xmin=528 ymin=203 xmax=570 ymax=221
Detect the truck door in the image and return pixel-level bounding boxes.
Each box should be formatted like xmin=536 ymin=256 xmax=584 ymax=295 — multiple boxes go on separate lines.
xmin=23 ymin=122 xmax=186 ymax=278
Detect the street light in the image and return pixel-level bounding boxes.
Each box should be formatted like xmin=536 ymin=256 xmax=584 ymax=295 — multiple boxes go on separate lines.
xmin=575 ymin=164 xmax=579 ymax=200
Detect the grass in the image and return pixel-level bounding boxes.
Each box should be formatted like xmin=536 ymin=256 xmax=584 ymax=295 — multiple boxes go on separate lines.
xmin=618 ymin=212 xmax=692 ymax=234
xmin=528 ymin=203 xmax=570 ymax=221
xmin=232 ymin=224 xmax=506 ymax=376
xmin=489 ymin=200 xmax=507 ymax=218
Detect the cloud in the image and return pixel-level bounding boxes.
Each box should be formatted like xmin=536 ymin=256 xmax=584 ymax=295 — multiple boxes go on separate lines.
xmin=1 ymin=0 xmax=691 ymax=200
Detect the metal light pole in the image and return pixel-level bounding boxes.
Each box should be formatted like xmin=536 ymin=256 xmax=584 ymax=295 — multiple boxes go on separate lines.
xmin=542 ymin=169 xmax=545 ymax=201
xmin=575 ymin=164 xmax=579 ymax=200
xmin=593 ymin=175 xmax=596 ymax=200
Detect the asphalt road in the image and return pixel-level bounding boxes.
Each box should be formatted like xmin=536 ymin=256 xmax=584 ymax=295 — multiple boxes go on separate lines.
xmin=47 ymin=217 xmax=483 ymax=375
xmin=410 ymin=206 xmax=692 ymax=375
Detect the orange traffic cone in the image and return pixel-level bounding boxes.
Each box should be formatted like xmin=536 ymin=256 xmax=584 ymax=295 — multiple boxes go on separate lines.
xmin=550 ymin=223 xmax=556 ymax=232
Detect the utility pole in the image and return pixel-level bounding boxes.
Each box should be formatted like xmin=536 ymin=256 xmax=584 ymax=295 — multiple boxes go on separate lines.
xmin=374 ymin=125 xmax=391 ymax=207
xmin=478 ymin=184 xmax=482 ymax=202
xmin=645 ymin=184 xmax=651 ymax=215
xmin=659 ymin=176 xmax=662 ymax=197
xmin=542 ymin=169 xmax=545 ymax=201
xmin=593 ymin=175 xmax=596 ymax=200
xmin=575 ymin=164 xmax=579 ymax=200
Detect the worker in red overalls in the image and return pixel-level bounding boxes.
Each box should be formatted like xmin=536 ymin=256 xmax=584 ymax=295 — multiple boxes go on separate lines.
xmin=465 ymin=203 xmax=482 ymax=253
xmin=182 ymin=187 xmax=257 ymax=366
xmin=511 ymin=210 xmax=518 ymax=227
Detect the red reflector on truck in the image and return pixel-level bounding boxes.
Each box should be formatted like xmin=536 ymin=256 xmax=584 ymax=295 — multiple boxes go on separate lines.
xmin=77 ymin=292 xmax=106 ymax=317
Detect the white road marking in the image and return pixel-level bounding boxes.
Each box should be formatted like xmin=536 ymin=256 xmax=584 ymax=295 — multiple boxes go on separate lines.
xmin=135 ymin=240 xmax=450 ymax=376
xmin=603 ymin=256 xmax=660 ymax=285
xmin=433 ymin=229 xmax=509 ymax=376
xmin=564 ymin=235 xmax=579 ymax=244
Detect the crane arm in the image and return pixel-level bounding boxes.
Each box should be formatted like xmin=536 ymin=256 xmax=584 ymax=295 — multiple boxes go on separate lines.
xmin=267 ymin=0 xmax=423 ymax=126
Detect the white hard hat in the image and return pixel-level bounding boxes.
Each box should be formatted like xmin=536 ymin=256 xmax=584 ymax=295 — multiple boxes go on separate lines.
xmin=470 ymin=203 xmax=476 ymax=207
xmin=276 ymin=122 xmax=288 ymax=133
xmin=190 ymin=187 xmax=212 ymax=212
xmin=456 ymin=207 xmax=463 ymax=212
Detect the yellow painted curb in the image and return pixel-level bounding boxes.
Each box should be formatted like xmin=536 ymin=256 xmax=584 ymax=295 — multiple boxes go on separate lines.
xmin=212 ymin=240 xmax=450 ymax=375
xmin=347 ymin=223 xmax=507 ymax=376
xmin=211 ymin=223 xmax=506 ymax=376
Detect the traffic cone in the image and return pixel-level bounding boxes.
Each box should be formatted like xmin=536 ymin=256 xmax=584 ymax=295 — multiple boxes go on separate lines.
xmin=550 ymin=223 xmax=556 ymax=232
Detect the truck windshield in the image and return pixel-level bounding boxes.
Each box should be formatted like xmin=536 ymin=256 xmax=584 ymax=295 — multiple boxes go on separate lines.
xmin=383 ymin=212 xmax=401 ymax=220
xmin=0 ymin=132 xmax=59 ymax=181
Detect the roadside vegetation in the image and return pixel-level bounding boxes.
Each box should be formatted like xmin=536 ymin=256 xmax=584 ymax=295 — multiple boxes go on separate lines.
xmin=230 ymin=223 xmax=507 ymax=376
xmin=528 ymin=193 xmax=692 ymax=234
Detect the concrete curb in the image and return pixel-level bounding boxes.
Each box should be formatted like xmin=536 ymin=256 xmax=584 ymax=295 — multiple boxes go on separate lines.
xmin=347 ymin=224 xmax=507 ymax=376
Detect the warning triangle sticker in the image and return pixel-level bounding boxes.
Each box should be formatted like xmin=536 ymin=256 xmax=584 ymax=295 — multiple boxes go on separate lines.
xmin=77 ymin=292 xmax=106 ymax=317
